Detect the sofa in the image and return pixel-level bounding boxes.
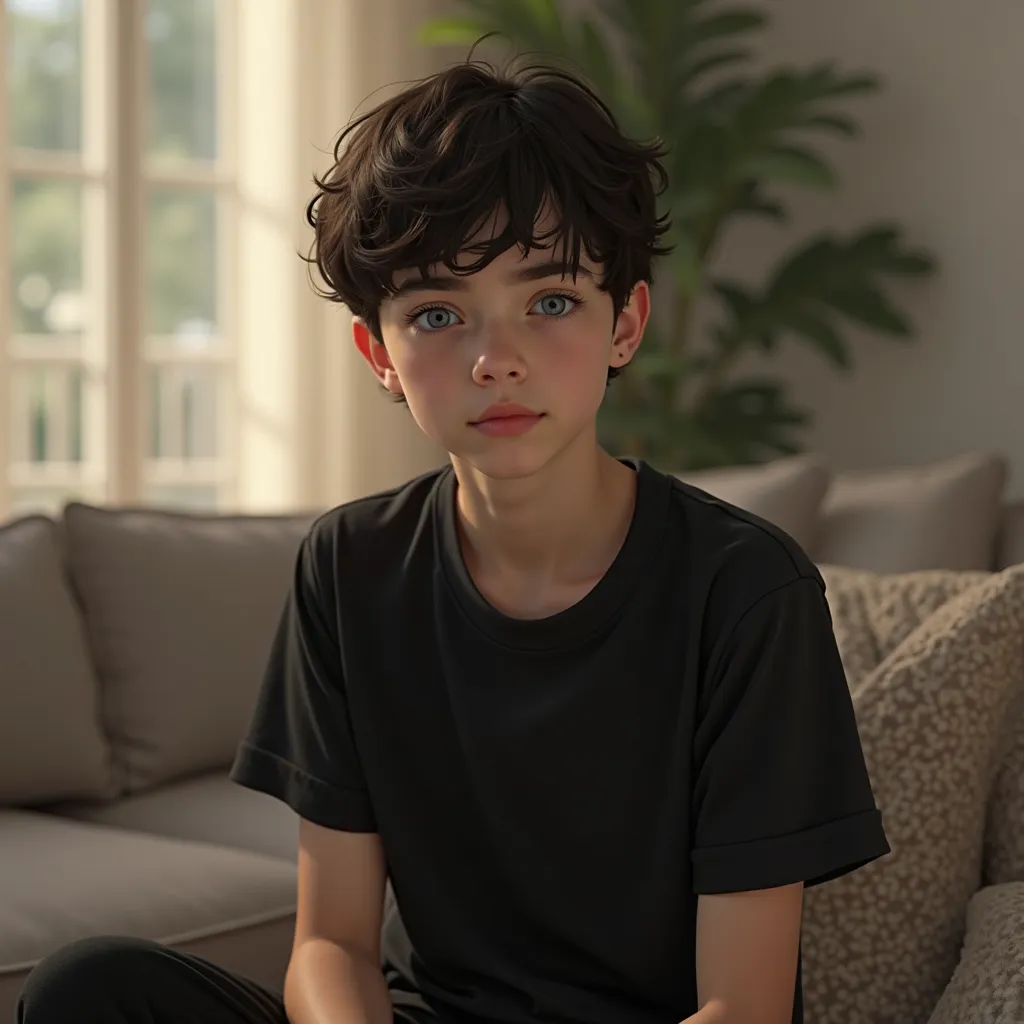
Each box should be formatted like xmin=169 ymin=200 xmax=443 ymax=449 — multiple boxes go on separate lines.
xmin=1 ymin=450 xmax=1022 ymax=1022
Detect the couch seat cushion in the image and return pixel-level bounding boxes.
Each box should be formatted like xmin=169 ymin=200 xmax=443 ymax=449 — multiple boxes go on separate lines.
xmin=46 ymin=771 xmax=298 ymax=862
xmin=0 ymin=809 xmax=296 ymax=1019
xmin=46 ymin=772 xmax=407 ymax=919
xmin=0 ymin=516 xmax=113 ymax=805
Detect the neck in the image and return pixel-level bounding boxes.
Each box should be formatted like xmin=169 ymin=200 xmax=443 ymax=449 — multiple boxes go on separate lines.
xmin=450 ymin=433 xmax=637 ymax=587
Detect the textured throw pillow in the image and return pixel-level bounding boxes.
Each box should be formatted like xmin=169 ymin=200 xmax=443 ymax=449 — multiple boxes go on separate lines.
xmin=820 ymin=562 xmax=1024 ymax=890
xmin=987 ymin=503 xmax=1024 ymax=885
xmin=815 ymin=452 xmax=1007 ymax=572
xmin=677 ymin=454 xmax=830 ymax=551
xmin=984 ymin=691 xmax=1024 ymax=886
xmin=60 ymin=503 xmax=318 ymax=794
xmin=821 ymin=566 xmax=989 ymax=682
xmin=927 ymin=882 xmax=1024 ymax=1024
xmin=801 ymin=565 xmax=1024 ymax=1024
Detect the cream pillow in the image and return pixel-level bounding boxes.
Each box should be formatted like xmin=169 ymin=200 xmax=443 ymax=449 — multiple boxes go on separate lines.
xmin=678 ymin=454 xmax=830 ymax=551
xmin=996 ymin=500 xmax=1024 ymax=570
xmin=60 ymin=502 xmax=318 ymax=794
xmin=801 ymin=564 xmax=1024 ymax=1024
xmin=0 ymin=515 xmax=113 ymax=804
xmin=815 ymin=452 xmax=1007 ymax=572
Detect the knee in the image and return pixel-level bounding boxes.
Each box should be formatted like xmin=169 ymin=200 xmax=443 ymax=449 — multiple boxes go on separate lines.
xmin=18 ymin=935 xmax=164 ymax=1022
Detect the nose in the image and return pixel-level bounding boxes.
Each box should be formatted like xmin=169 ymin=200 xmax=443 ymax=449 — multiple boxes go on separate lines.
xmin=471 ymin=334 xmax=527 ymax=386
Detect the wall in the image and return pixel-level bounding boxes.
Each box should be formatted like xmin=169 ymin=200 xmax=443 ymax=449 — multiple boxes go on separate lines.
xmin=304 ymin=0 xmax=454 ymax=507
xmin=710 ymin=0 xmax=1024 ymax=496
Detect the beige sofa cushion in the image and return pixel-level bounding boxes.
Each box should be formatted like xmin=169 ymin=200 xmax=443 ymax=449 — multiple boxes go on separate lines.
xmin=0 ymin=809 xmax=296 ymax=1018
xmin=60 ymin=503 xmax=317 ymax=794
xmin=815 ymin=452 xmax=1007 ymax=572
xmin=48 ymin=768 xmax=398 ymax=922
xmin=49 ymin=770 xmax=299 ymax=862
xmin=0 ymin=516 xmax=112 ymax=805
xmin=677 ymin=454 xmax=830 ymax=550
xmin=801 ymin=565 xmax=1024 ymax=1024
xmin=996 ymin=500 xmax=1024 ymax=569
xmin=928 ymin=882 xmax=1024 ymax=1024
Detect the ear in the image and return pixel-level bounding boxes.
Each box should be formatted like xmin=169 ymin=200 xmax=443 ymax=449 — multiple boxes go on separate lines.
xmin=609 ymin=281 xmax=650 ymax=369
xmin=352 ymin=317 xmax=404 ymax=396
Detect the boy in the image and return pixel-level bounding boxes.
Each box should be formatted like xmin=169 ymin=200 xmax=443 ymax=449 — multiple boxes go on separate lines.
xmin=17 ymin=58 xmax=888 ymax=1024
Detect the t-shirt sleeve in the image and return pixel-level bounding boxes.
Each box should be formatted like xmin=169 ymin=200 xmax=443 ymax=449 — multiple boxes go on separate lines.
xmin=691 ymin=574 xmax=890 ymax=894
xmin=229 ymin=530 xmax=376 ymax=832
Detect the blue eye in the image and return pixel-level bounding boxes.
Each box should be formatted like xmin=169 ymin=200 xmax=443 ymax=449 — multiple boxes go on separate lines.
xmin=410 ymin=307 xmax=460 ymax=331
xmin=405 ymin=292 xmax=582 ymax=331
xmin=532 ymin=294 xmax=577 ymax=316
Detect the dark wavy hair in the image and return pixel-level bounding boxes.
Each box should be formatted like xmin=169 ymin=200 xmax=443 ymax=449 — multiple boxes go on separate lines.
xmin=304 ymin=48 xmax=674 ymax=391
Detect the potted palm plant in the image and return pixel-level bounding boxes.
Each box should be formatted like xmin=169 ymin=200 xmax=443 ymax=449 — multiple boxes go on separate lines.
xmin=419 ymin=0 xmax=936 ymax=470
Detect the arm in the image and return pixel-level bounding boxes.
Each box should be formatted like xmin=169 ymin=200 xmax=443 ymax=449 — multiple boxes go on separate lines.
xmin=283 ymin=817 xmax=393 ymax=1024
xmin=683 ymin=882 xmax=804 ymax=1024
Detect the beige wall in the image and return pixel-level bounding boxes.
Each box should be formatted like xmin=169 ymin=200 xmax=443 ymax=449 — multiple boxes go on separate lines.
xmin=709 ymin=0 xmax=1024 ymax=497
xmin=306 ymin=0 xmax=455 ymax=506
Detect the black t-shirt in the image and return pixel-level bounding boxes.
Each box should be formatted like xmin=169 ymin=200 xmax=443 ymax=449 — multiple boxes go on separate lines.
xmin=230 ymin=460 xmax=889 ymax=1024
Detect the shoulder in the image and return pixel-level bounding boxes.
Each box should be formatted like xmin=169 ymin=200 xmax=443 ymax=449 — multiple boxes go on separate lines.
xmin=665 ymin=472 xmax=825 ymax=630
xmin=301 ymin=465 xmax=450 ymax=587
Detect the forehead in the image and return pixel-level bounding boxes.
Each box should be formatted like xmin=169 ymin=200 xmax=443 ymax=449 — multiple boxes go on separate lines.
xmin=391 ymin=245 xmax=598 ymax=287
xmin=390 ymin=200 xmax=600 ymax=289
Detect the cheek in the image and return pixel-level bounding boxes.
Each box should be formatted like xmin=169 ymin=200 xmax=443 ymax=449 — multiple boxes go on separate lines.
xmin=548 ymin=325 xmax=614 ymax=383
xmin=391 ymin=349 xmax=456 ymax=441
xmin=393 ymin=342 xmax=451 ymax=389
xmin=391 ymin=343 xmax=463 ymax=422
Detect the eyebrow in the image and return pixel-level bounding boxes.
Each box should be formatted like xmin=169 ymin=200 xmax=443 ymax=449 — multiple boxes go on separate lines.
xmin=387 ymin=260 xmax=596 ymax=301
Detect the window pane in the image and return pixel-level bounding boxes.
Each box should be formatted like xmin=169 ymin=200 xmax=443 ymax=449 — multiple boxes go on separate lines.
xmin=147 ymin=363 xmax=220 ymax=459
xmin=6 ymin=0 xmax=83 ymax=152
xmin=146 ymin=187 xmax=217 ymax=338
xmin=10 ymin=177 xmax=86 ymax=335
xmin=146 ymin=0 xmax=218 ymax=162
xmin=10 ymin=363 xmax=86 ymax=464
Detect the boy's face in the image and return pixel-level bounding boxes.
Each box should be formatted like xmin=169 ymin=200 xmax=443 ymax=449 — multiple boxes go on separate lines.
xmin=353 ymin=211 xmax=650 ymax=481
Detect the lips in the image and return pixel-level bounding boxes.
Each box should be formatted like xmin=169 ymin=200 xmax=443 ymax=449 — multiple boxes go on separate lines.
xmin=471 ymin=403 xmax=541 ymax=424
xmin=469 ymin=403 xmax=544 ymax=438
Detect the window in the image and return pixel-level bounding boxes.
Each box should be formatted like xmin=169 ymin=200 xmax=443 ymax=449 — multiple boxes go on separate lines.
xmin=3 ymin=0 xmax=444 ymax=522
xmin=3 ymin=0 xmax=235 ymax=515
xmin=2 ymin=0 xmax=346 ymax=519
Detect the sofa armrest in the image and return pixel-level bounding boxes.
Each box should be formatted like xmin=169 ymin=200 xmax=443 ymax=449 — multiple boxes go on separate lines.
xmin=928 ymin=882 xmax=1024 ymax=1023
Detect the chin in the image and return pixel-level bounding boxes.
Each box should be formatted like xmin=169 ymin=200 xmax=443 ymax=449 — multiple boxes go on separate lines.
xmin=452 ymin=445 xmax=558 ymax=482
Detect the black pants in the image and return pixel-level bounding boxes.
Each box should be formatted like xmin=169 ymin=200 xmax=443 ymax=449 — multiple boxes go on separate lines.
xmin=16 ymin=935 xmax=289 ymax=1023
